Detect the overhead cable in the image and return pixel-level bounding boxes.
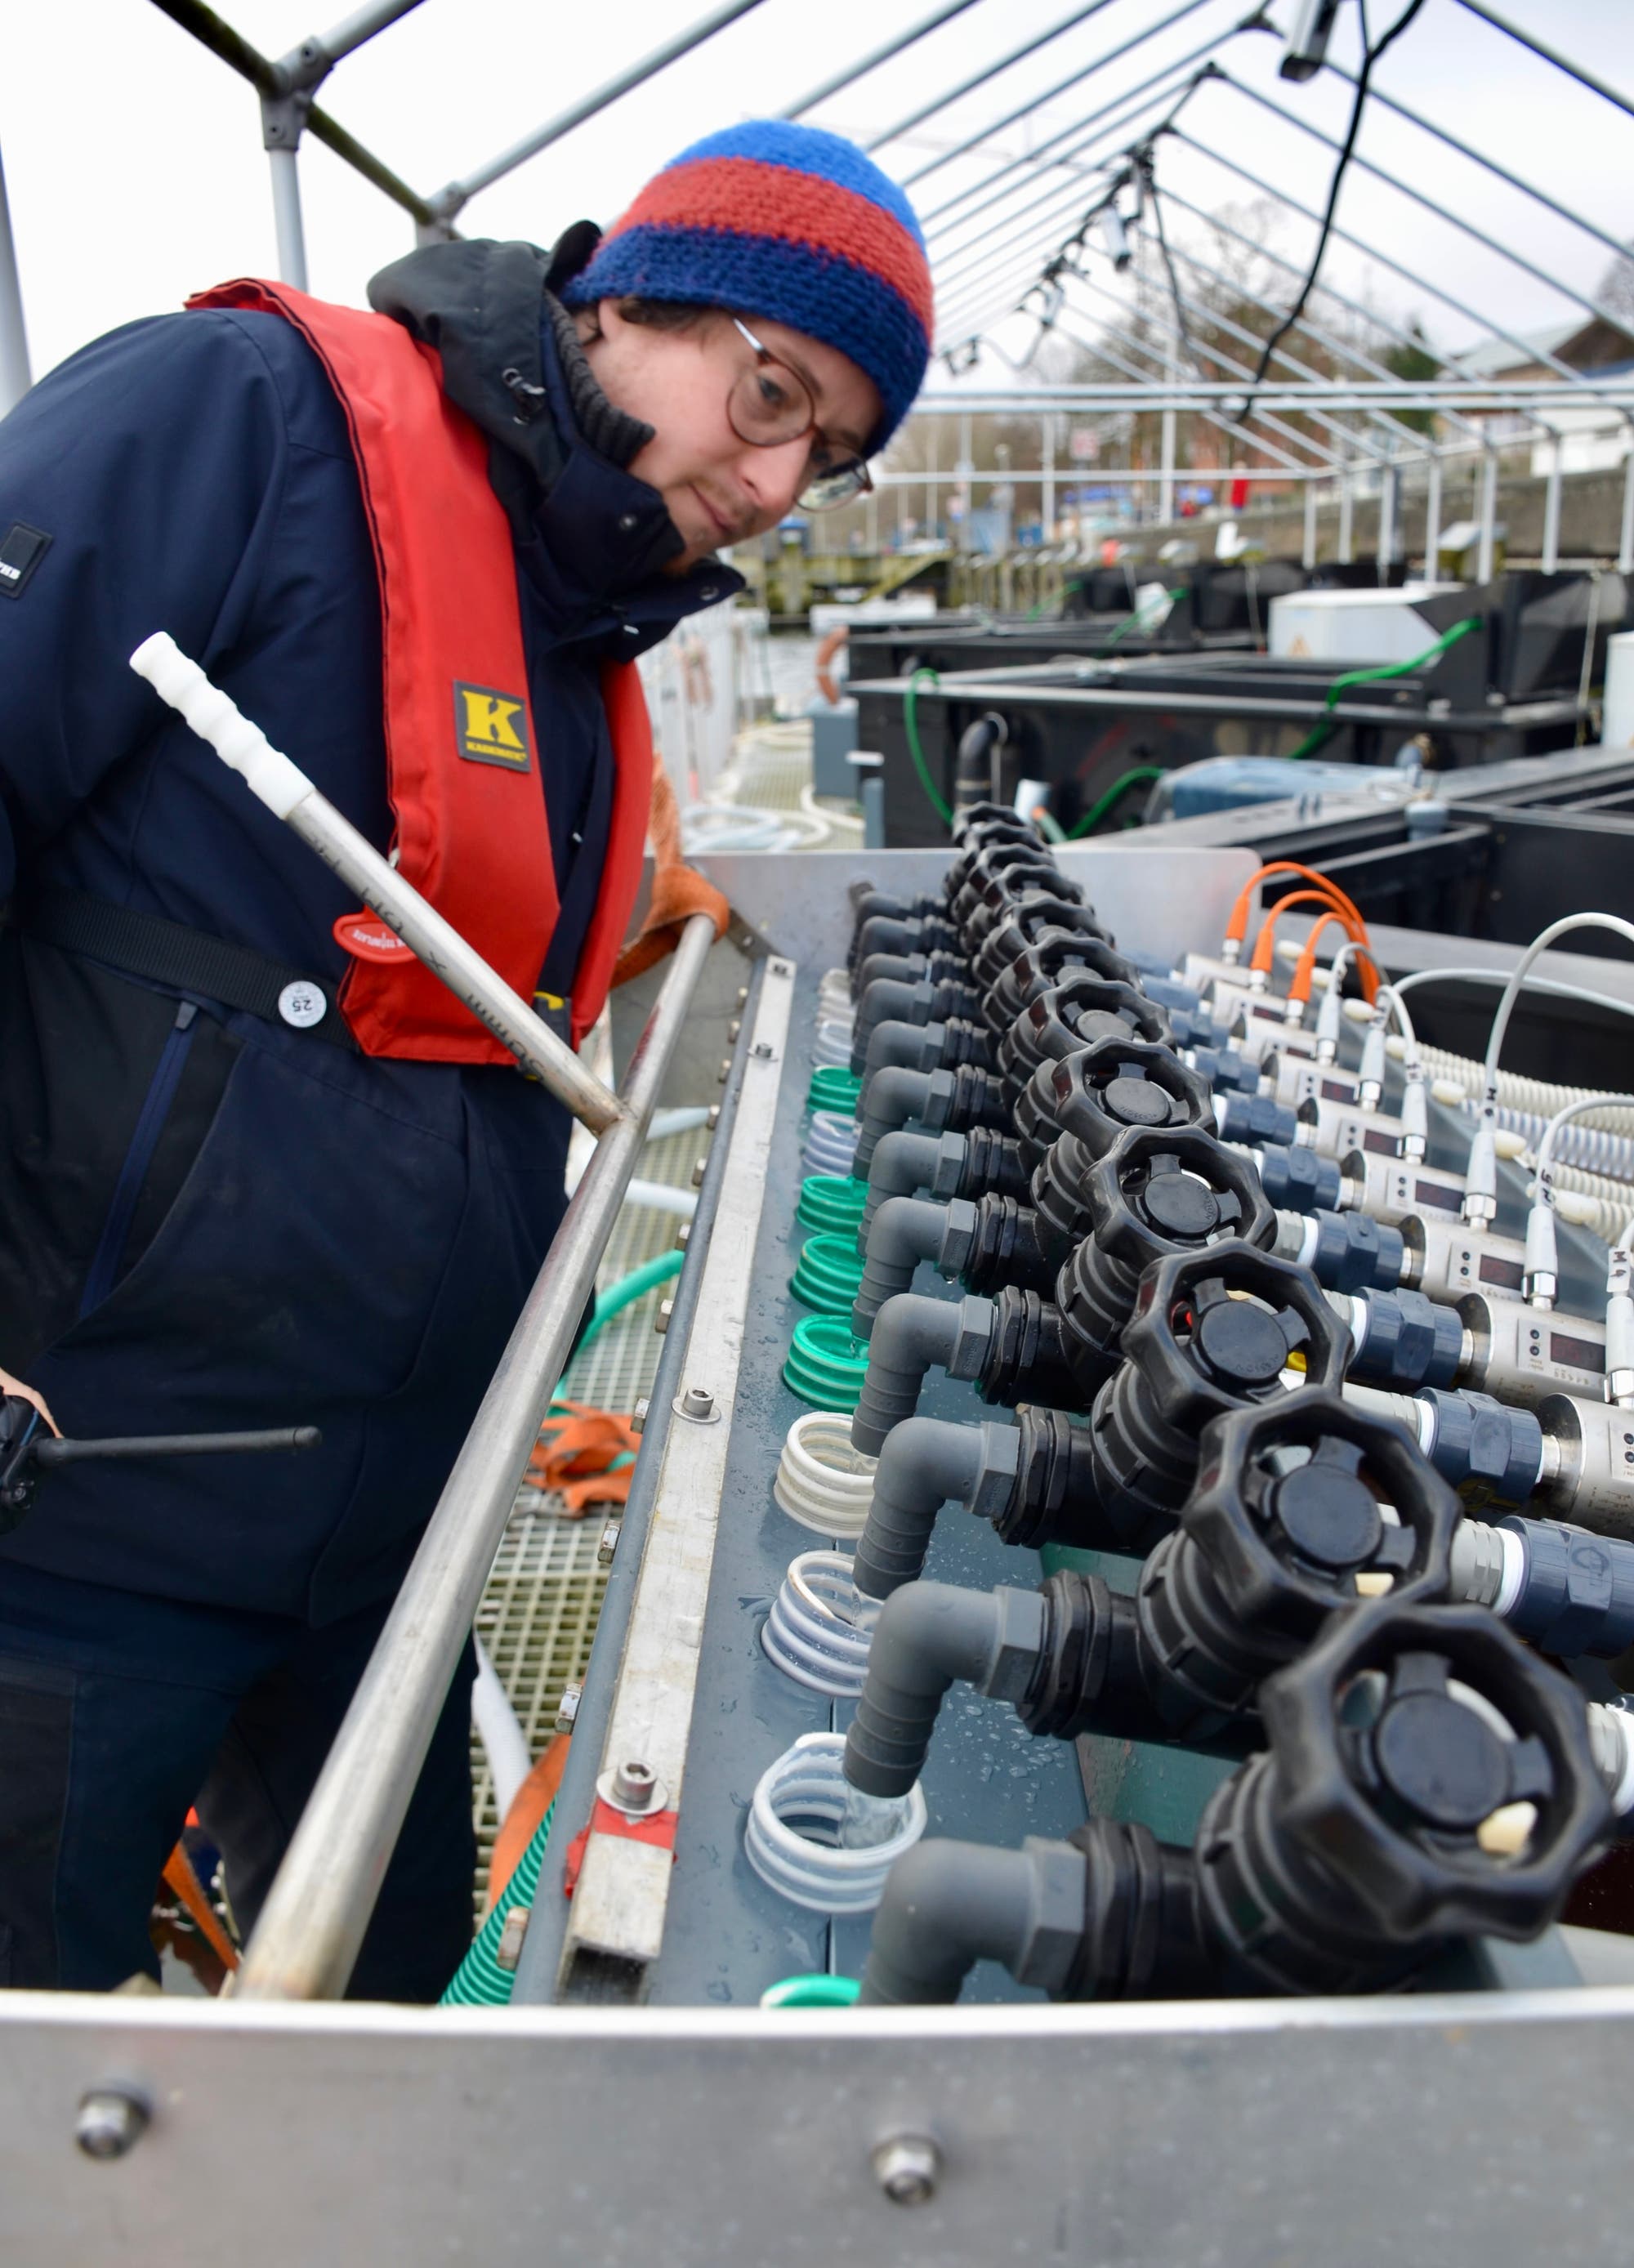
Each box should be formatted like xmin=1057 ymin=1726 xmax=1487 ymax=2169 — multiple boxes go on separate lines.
xmin=1232 ymin=0 xmax=1428 ymax=425
xmin=1227 ymin=68 xmax=1634 ymax=340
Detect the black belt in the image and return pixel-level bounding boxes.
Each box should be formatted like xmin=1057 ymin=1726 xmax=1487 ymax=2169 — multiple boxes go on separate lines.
xmin=13 ymin=886 xmax=359 ymax=1051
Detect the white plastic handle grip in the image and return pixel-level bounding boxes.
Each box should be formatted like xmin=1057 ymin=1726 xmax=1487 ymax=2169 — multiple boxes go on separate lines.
xmin=129 ymin=632 xmax=313 ymax=820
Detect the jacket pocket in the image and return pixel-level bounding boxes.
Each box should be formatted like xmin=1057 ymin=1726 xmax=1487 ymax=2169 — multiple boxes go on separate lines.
xmin=20 ymin=1036 xmax=473 ymax=1610
xmin=0 ymin=936 xmax=239 ymax=1364
xmin=78 ymin=1002 xmax=201 ymax=1318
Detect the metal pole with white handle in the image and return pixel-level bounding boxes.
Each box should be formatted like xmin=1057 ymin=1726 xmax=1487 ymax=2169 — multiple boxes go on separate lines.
xmin=128 ymin=633 xmax=624 ymax=1134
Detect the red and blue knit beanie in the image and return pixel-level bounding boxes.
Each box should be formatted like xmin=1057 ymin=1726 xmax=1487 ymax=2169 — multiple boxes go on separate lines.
xmin=561 ymin=121 xmax=932 ymax=447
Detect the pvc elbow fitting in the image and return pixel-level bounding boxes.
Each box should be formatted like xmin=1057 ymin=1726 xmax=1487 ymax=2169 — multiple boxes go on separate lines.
xmin=845 ymin=1578 xmax=1047 ymax=1798
xmin=859 ymin=1128 xmax=965 ymax=1239
xmin=858 ymin=1835 xmax=1087 ymax=2006
xmin=859 ymin=1017 xmax=944 ymax=1096
xmin=853 ymin=1197 xmax=956 ymax=1335
xmin=851 ymin=977 xmax=931 ymax=1072
xmin=853 ymin=1414 xmax=1021 ymax=1601
xmin=855 ymin=952 xmax=926 ymax=1001
xmin=854 ymin=1064 xmax=946 ymax=1176
xmin=850 ymin=1292 xmax=996 ymax=1458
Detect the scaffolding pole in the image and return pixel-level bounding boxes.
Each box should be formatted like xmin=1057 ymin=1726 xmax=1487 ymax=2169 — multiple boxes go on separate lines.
xmin=783 ymin=0 xmax=984 ymax=121
xmin=426 ymin=0 xmax=769 ymax=223
xmin=867 ymin=0 xmax=1116 ymax=152
xmin=1542 ymin=434 xmax=1565 ymax=578
xmin=1221 ymin=72 xmax=1634 ymax=343
xmin=1478 ymin=449 xmax=1499 ymax=583
xmin=0 ymin=136 xmax=32 ymax=415
xmin=905 ymin=0 xmax=1213 ymax=193
xmin=1171 ymin=127 xmax=1609 ymax=395
xmin=267 ymin=147 xmax=310 ymax=290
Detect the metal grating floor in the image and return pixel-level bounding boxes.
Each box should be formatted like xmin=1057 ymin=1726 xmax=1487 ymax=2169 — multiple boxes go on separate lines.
xmin=467 ymin=1125 xmax=703 ymax=1909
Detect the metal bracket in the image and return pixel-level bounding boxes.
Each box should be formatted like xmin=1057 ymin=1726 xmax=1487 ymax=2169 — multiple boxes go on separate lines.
xmin=556 ymin=954 xmax=797 ymax=1996
xmin=260 ymin=38 xmax=333 ymax=150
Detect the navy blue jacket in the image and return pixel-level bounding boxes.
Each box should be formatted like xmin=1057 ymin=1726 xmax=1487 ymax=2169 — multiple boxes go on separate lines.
xmin=0 ymin=241 xmax=740 ymax=1621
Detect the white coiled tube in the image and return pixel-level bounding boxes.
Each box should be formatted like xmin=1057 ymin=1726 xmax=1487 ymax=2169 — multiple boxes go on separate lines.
xmin=772 ymin=1412 xmax=877 ymax=1538
xmin=811 ymin=1018 xmax=855 ymax=1069
xmin=802 ymin=1110 xmax=859 ymax=1175
xmin=1489 ymin=1107 xmax=1634 ymax=1181
xmin=743 ymin=1733 xmax=926 ymax=1913
xmin=1403 ymin=1038 xmax=1634 ymax=1131
xmin=817 ymin=968 xmax=855 ymax=1025
xmin=761 ymin=1551 xmax=875 ymax=1697
xmin=1525 ymin=1155 xmax=1634 ymax=1208
xmin=1556 ymin=1189 xmax=1634 ymax=1243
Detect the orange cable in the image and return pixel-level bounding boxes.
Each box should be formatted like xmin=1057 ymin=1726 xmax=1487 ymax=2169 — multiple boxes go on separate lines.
xmin=1248 ymin=890 xmax=1361 ymax=978
xmin=1247 ymin=886 xmax=1377 ymax=1006
xmin=1225 ymin=860 xmax=1369 ymax=944
xmin=1289 ymin=910 xmax=1362 ymax=1007
xmin=1291 ymin=924 xmax=1386 ymax=1010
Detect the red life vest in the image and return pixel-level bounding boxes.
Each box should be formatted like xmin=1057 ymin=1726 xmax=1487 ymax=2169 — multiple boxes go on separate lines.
xmin=186 ymin=278 xmax=654 ymax=1057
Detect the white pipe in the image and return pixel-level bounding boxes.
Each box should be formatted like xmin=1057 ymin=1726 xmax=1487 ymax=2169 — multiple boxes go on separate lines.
xmin=471 ymin=1635 xmax=531 ymax=1823
xmin=623 ymin=1177 xmax=698 ymax=1221
xmin=647 ymin=1106 xmax=712 ymax=1142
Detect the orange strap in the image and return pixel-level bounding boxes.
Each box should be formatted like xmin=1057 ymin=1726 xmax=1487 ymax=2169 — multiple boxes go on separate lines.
xmin=486 ymin=1734 xmax=572 ymax=1913
xmin=611 ymin=757 xmax=730 ymax=990
xmin=162 ymin=1842 xmax=239 ymax=1972
xmin=563 ymin=1797 xmax=679 ymax=1895
xmin=529 ymin=1400 xmax=641 ymax=1519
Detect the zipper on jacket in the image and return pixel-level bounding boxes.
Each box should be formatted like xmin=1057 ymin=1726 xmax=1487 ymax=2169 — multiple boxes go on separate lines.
xmin=78 ymin=1002 xmax=199 ymax=1319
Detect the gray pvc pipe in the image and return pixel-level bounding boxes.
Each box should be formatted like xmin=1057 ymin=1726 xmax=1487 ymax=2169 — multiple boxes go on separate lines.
xmin=850 ymin=1291 xmax=993 ymax=1458
xmin=859 ymin=1018 xmax=944 ymax=1098
xmin=859 ymin=1837 xmax=1084 ymax=2005
xmin=855 ymin=1064 xmax=944 ymax=1174
xmin=854 ymin=1414 xmax=991 ymax=1598
xmin=856 ymin=949 xmax=935 ymax=994
xmin=859 ymin=1127 xmax=956 ymax=1237
xmin=851 ymin=976 xmax=937 ymax=1071
xmin=853 ymin=913 xmax=926 ymax=970
xmin=854 ymin=1196 xmax=953 ymax=1333
xmin=844 ymin=1578 xmax=1047 ymax=1797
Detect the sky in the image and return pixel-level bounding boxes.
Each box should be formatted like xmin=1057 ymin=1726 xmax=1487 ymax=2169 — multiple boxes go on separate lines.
xmin=2 ymin=0 xmax=1630 ymax=391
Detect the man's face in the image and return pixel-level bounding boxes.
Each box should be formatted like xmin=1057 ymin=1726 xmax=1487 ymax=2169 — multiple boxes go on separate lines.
xmin=580 ymin=300 xmax=882 ymax=572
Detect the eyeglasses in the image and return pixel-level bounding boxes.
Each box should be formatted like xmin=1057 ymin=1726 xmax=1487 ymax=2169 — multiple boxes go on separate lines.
xmin=727 ymin=317 xmax=873 ymax=512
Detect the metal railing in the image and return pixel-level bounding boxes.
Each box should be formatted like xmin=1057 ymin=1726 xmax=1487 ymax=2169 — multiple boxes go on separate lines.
xmin=234 ymin=912 xmax=718 ymax=2000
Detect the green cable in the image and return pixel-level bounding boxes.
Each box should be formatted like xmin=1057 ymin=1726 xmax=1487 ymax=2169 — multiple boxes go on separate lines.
xmin=570 ymin=1249 xmax=684 ymax=1356
xmin=440 ymin=1801 xmax=556 ymax=2007
xmin=902 ymin=666 xmax=954 ymax=829
xmin=1284 ymin=614 xmax=1478 ymax=761
xmin=1031 ymin=806 xmax=1068 ymax=844
xmin=1100 ymin=584 xmax=1187 ymax=652
xmin=1066 ymin=766 xmax=1166 ymax=839
xmin=760 ymin=1973 xmax=862 ymax=2008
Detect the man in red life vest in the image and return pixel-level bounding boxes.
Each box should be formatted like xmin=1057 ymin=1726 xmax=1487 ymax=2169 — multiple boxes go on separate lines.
xmin=0 ymin=121 xmax=931 ymax=1997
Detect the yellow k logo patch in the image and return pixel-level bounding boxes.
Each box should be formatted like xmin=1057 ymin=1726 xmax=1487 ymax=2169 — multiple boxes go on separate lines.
xmin=453 ymin=681 xmax=533 ymax=771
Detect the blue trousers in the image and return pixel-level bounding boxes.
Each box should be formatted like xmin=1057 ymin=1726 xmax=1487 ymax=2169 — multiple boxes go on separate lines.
xmin=0 ymin=1561 xmax=475 ymax=1999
